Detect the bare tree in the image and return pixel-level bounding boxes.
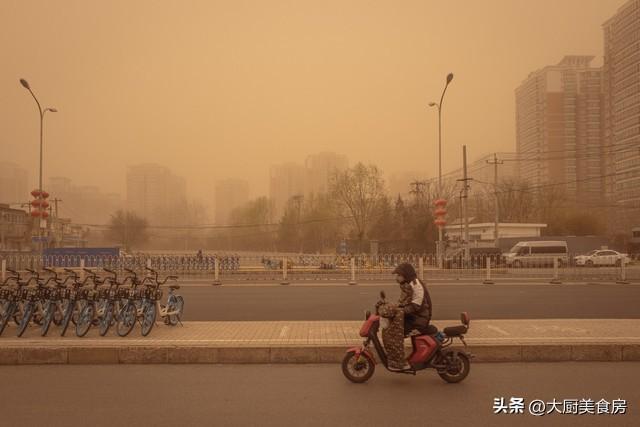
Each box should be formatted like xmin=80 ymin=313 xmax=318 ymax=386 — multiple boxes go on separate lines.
xmin=106 ymin=210 xmax=149 ymax=251
xmin=330 ymin=163 xmax=386 ymax=251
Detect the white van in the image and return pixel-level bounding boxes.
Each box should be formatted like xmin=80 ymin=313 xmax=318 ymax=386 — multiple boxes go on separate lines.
xmin=504 ymin=241 xmax=568 ymax=267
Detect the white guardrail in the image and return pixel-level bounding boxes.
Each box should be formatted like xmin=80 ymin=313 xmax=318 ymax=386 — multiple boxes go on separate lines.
xmin=1 ymin=252 xmax=637 ymax=284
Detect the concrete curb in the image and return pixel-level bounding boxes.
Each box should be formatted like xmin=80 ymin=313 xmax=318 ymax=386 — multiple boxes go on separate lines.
xmin=1 ymin=343 xmax=639 ymax=365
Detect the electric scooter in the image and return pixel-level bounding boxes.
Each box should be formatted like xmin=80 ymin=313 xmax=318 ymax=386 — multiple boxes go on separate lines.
xmin=342 ymin=291 xmax=472 ymax=383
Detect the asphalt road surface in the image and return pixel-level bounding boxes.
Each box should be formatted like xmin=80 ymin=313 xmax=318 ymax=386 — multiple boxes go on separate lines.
xmin=171 ymin=283 xmax=640 ymax=320
xmin=1 ymin=363 xmax=637 ymax=427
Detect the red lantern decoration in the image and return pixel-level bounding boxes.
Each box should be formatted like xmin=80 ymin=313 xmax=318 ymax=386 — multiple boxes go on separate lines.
xmin=434 ymin=199 xmax=447 ymax=207
xmin=41 ymin=211 xmax=49 ymax=218
xmin=31 ymin=189 xmax=42 ymax=198
xmin=41 ymin=191 xmax=50 ymax=199
xmin=434 ymin=218 xmax=447 ymax=227
xmin=435 ymin=208 xmax=447 ymax=216
xmin=31 ymin=210 xmax=41 ymax=217
xmin=31 ymin=200 xmax=50 ymax=208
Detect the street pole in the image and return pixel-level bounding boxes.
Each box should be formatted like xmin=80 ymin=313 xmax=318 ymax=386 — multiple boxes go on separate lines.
xmin=20 ymin=79 xmax=57 ymax=254
xmin=486 ymin=153 xmax=503 ymax=246
xmin=429 ymin=73 xmax=454 ymax=267
xmin=462 ymin=145 xmax=470 ymax=263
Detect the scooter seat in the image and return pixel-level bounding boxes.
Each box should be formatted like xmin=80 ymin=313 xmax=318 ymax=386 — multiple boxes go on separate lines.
xmin=443 ymin=325 xmax=468 ymax=337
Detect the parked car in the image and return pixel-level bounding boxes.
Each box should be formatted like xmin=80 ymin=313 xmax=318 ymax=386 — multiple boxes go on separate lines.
xmin=504 ymin=241 xmax=568 ymax=268
xmin=574 ymin=250 xmax=630 ymax=267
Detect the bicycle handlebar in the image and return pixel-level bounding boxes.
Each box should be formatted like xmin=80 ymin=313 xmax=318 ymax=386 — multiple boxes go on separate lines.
xmin=103 ymin=268 xmax=116 ymax=274
xmin=124 ymin=268 xmax=137 ymax=275
xmin=43 ymin=267 xmax=56 ymax=273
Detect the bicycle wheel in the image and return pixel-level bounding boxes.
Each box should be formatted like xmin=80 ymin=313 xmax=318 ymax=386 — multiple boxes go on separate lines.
xmin=167 ymin=295 xmax=184 ymax=326
xmin=60 ymin=300 xmax=75 ymax=337
xmin=17 ymin=303 xmax=34 ymax=337
xmin=41 ymin=301 xmax=55 ymax=336
xmin=117 ymin=303 xmax=137 ymax=337
xmin=99 ymin=302 xmax=114 ymax=336
xmin=141 ymin=302 xmax=157 ymax=336
xmin=0 ymin=302 xmax=16 ymax=336
xmin=76 ymin=303 xmax=95 ymax=337
xmin=71 ymin=300 xmax=86 ymax=326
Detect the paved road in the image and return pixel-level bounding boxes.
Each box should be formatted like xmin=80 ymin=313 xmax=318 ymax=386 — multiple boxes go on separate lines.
xmin=1 ymin=363 xmax=637 ymax=427
xmin=172 ymin=283 xmax=640 ymax=320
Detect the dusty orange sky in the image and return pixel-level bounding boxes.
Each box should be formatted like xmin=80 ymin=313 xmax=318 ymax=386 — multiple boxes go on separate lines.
xmin=0 ymin=0 xmax=626 ymax=205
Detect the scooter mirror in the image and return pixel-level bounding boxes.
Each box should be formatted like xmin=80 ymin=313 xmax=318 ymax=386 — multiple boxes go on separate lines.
xmin=380 ymin=290 xmax=386 ymax=300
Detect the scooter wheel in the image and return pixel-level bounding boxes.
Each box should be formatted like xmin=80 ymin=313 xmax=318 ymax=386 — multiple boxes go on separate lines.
xmin=437 ymin=350 xmax=470 ymax=383
xmin=341 ymin=351 xmax=375 ymax=384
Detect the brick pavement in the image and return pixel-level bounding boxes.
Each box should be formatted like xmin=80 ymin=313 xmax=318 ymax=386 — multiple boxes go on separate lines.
xmin=1 ymin=319 xmax=639 ymax=364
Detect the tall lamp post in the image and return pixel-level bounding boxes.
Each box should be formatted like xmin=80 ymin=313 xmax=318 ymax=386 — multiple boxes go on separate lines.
xmin=20 ymin=78 xmax=57 ymax=253
xmin=429 ymin=72 xmax=454 ymax=267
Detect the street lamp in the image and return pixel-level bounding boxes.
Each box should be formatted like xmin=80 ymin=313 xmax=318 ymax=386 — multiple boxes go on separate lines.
xmin=20 ymin=78 xmax=57 ymax=253
xmin=429 ymin=72 xmax=454 ymax=266
xmin=20 ymin=78 xmax=57 ymax=195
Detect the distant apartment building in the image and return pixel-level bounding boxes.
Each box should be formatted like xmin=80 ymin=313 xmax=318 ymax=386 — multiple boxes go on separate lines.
xmin=0 ymin=162 xmax=28 ymax=205
xmin=515 ymin=56 xmax=605 ymax=205
xmin=49 ymin=177 xmax=121 ymax=225
xmin=126 ymin=164 xmax=187 ymax=226
xmin=269 ymin=152 xmax=349 ymax=219
xmin=269 ymin=162 xmax=307 ymax=219
xmin=304 ymin=152 xmax=349 ymax=195
xmin=603 ymin=0 xmax=640 ymax=230
xmin=214 ymin=179 xmax=249 ymax=225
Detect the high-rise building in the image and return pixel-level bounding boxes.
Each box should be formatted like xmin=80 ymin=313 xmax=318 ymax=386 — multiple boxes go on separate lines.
xmin=603 ymin=0 xmax=640 ymax=230
xmin=48 ymin=176 xmax=122 ymax=225
xmin=0 ymin=162 xmax=28 ymax=205
xmin=126 ymin=164 xmax=186 ymax=225
xmin=214 ymin=179 xmax=249 ymax=225
xmin=515 ymin=56 xmax=605 ymax=205
xmin=269 ymin=163 xmax=307 ymax=219
xmin=304 ymin=152 xmax=349 ymax=195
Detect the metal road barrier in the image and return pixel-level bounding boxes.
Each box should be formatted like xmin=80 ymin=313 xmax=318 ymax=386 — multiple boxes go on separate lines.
xmin=1 ymin=252 xmax=638 ymax=283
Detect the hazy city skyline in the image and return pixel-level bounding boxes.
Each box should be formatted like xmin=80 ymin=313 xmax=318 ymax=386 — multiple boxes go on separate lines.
xmin=0 ymin=0 xmax=626 ymax=204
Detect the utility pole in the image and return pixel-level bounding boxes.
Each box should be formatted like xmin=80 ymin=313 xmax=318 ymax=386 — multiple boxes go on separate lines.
xmin=486 ymin=153 xmax=503 ymax=246
xmin=456 ymin=146 xmax=472 ymax=265
xmin=409 ymin=180 xmax=427 ymax=207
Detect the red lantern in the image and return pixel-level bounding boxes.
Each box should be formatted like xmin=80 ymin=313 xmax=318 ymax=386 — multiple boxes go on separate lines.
xmin=435 ymin=208 xmax=447 ymax=217
xmin=434 ymin=199 xmax=447 ymax=208
xmin=31 ymin=200 xmax=50 ymax=208
xmin=41 ymin=191 xmax=50 ymax=199
xmin=434 ymin=218 xmax=447 ymax=227
xmin=31 ymin=210 xmax=41 ymax=217
xmin=41 ymin=211 xmax=49 ymax=218
xmin=31 ymin=189 xmax=42 ymax=198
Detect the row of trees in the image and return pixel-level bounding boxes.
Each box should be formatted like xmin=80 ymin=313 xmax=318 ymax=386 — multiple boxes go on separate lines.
xmin=104 ymin=163 xmax=607 ymax=251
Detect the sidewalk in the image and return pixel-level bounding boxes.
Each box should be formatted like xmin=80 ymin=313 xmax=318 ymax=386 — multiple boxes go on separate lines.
xmin=1 ymin=319 xmax=639 ymax=364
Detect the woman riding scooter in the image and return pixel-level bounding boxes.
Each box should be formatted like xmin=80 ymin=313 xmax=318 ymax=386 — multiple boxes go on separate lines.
xmin=377 ymin=263 xmax=433 ymax=370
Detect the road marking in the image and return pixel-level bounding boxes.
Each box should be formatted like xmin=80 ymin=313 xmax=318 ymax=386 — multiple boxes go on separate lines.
xmin=487 ymin=325 xmax=510 ymax=336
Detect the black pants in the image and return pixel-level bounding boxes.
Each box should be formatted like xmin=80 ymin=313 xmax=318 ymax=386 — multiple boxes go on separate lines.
xmin=404 ymin=315 xmax=430 ymax=336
